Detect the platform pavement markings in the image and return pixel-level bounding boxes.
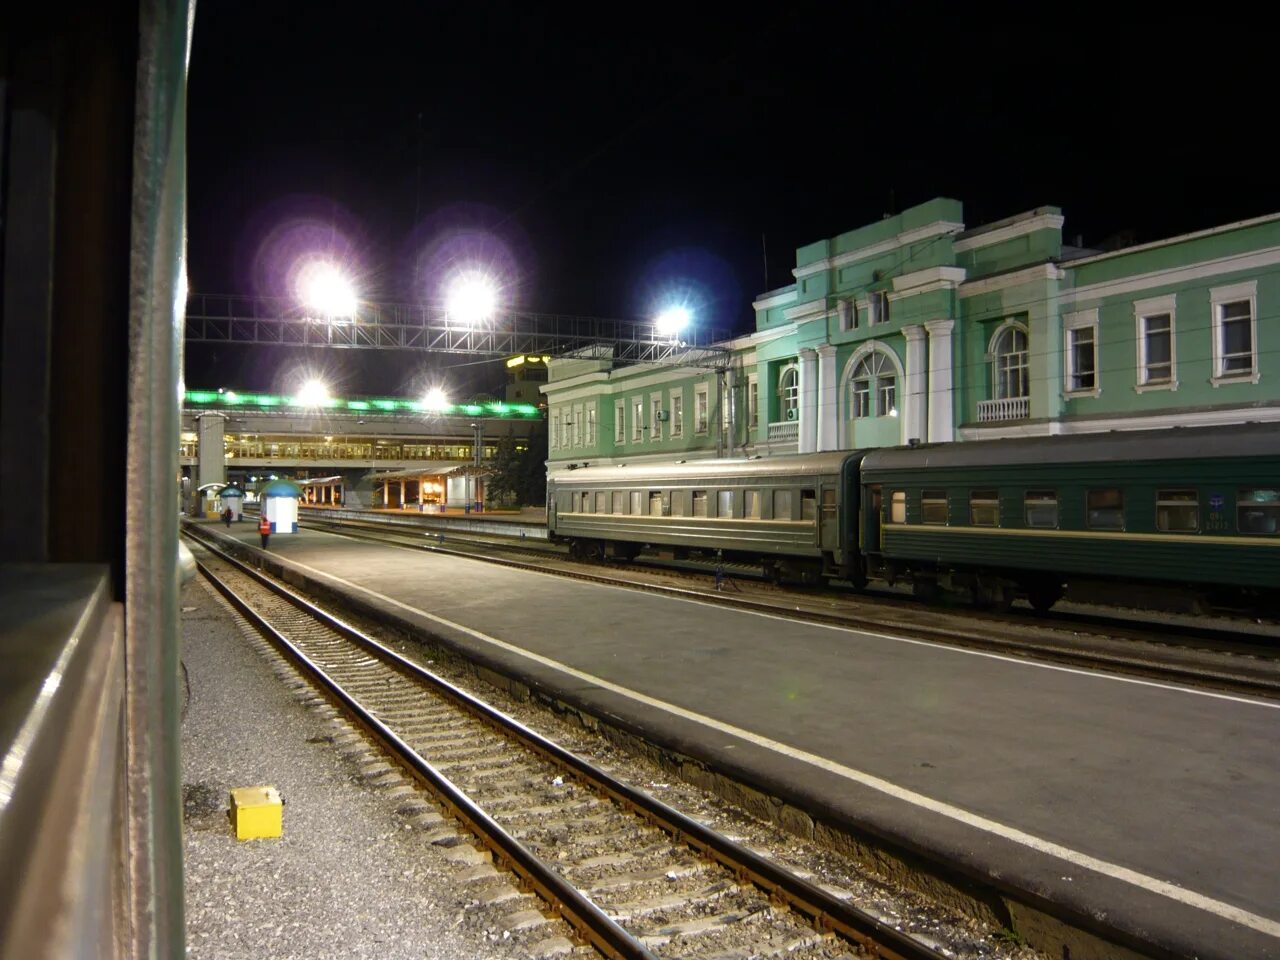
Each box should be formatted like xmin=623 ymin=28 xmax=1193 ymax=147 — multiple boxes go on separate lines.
xmin=273 ymin=549 xmax=1280 ymax=939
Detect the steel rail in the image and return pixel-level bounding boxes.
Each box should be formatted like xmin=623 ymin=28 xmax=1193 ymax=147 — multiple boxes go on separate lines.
xmin=189 ymin=532 xmax=949 ymax=960
xmin=195 ymin=554 xmax=659 ymax=960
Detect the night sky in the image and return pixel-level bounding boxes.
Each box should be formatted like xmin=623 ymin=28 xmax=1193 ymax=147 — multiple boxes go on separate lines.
xmin=186 ymin=3 xmax=1277 ymax=399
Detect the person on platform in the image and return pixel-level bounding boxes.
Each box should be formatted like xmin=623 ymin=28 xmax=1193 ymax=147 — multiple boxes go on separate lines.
xmin=222 ymin=507 xmax=233 ymax=527
xmin=258 ymin=514 xmax=271 ymax=548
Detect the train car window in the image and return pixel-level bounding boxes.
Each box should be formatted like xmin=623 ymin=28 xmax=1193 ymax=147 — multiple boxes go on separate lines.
xmin=921 ymin=490 xmax=948 ymax=524
xmin=672 ymin=492 xmax=687 ymax=517
xmin=649 ymin=491 xmax=664 ymax=516
xmin=595 ymin=491 xmax=608 ymax=514
xmin=631 ymin=490 xmax=644 ymax=514
xmin=889 ymin=490 xmax=906 ymax=523
xmin=580 ymin=492 xmax=592 ymax=513
xmin=1087 ymin=489 xmax=1125 ymax=530
xmin=1237 ymin=489 xmax=1280 ymax=534
xmin=612 ymin=491 xmax=626 ymax=514
xmin=745 ymin=489 xmax=761 ymax=519
xmin=693 ymin=490 xmax=708 ymax=517
xmin=773 ymin=489 xmax=792 ymax=520
xmin=969 ymin=490 xmax=999 ymax=526
xmin=1025 ymin=490 xmax=1058 ymax=528
xmin=1156 ymin=490 xmax=1199 ymax=532
xmin=718 ymin=489 xmax=734 ymax=518
xmin=801 ymin=490 xmax=817 ymax=521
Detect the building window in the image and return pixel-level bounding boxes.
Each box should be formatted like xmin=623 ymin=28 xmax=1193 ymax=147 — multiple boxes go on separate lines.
xmin=1156 ymin=490 xmax=1198 ymax=532
xmin=692 ymin=490 xmax=708 ymax=517
xmin=632 ymin=399 xmax=644 ymax=441
xmin=1211 ymin=281 xmax=1258 ymax=383
xmin=651 ymin=395 xmax=662 ymax=442
xmin=969 ymin=489 xmax=999 ymax=526
xmin=1135 ymin=295 xmax=1176 ymax=390
xmin=921 ymin=490 xmax=948 ymax=525
xmin=695 ymin=385 xmax=709 ymax=434
xmin=586 ymin=408 xmax=596 ymax=445
xmin=1025 ymin=490 xmax=1058 ymax=528
xmin=614 ymin=402 xmax=625 ymax=443
xmin=1238 ymin=489 xmax=1280 ymax=534
xmin=670 ymin=391 xmax=683 ymax=438
xmin=778 ymin=366 xmax=799 ymax=421
xmin=869 ymin=290 xmax=890 ymax=326
xmin=747 ymin=374 xmax=759 ymax=427
xmin=889 ymin=490 xmax=906 ymax=523
xmin=553 ymin=411 xmax=563 ymax=450
xmin=850 ymin=350 xmax=897 ymax=418
xmin=991 ymin=323 xmax=1030 ymax=400
xmin=572 ymin=405 xmax=582 ymax=447
xmin=1064 ymin=310 xmax=1098 ymax=395
xmin=1087 ymin=489 xmax=1124 ymax=530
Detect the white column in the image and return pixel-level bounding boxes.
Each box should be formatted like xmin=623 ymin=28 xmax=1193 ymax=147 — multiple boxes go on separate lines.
xmin=926 ymin=319 xmax=955 ymax=443
xmin=816 ymin=345 xmax=838 ymax=451
xmin=798 ymin=348 xmax=818 ymax=453
xmin=903 ymin=325 xmax=927 ymax=445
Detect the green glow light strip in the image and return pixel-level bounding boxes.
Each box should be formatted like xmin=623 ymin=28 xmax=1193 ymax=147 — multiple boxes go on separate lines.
xmin=185 ymin=389 xmax=541 ymax=418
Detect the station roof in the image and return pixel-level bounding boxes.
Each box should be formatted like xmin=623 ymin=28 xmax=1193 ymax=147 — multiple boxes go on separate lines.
xmin=184 ymin=388 xmax=542 ymax=420
xmin=370 ymin=464 xmax=475 ymax=481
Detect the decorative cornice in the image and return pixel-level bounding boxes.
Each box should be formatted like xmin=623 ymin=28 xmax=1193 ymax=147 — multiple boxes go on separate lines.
xmin=959 ymin=262 xmax=1066 ymax=298
xmin=953 ymin=213 xmax=1065 ymax=253
xmin=792 ymin=220 xmax=965 ymax=279
xmin=902 ymin=324 xmax=927 ymax=341
xmin=892 ymin=265 xmax=967 ymax=292
xmin=1062 ymin=248 xmax=1280 ymax=304
xmin=752 ymin=288 xmax=798 ymax=311
xmin=1060 ymin=211 xmax=1280 ymax=269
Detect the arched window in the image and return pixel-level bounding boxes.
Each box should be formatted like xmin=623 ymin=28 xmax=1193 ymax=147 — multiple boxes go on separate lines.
xmin=850 ymin=350 xmax=896 ymax=418
xmin=991 ymin=324 xmax=1029 ymax=399
xmin=778 ymin=366 xmax=799 ymax=419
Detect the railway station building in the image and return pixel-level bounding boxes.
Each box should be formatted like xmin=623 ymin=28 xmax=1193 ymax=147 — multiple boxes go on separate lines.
xmin=543 ymin=197 xmax=1280 ymax=470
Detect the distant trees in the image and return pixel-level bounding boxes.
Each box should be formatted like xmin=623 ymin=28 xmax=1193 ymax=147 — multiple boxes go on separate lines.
xmin=485 ymin=423 xmax=547 ymax=508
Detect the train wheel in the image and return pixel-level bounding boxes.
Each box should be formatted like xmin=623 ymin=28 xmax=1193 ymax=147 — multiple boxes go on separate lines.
xmin=1026 ymin=582 xmax=1063 ymax=613
xmin=582 ymin=540 xmax=604 ymax=563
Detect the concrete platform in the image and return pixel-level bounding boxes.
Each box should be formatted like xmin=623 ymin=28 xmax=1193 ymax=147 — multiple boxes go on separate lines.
xmin=190 ymin=519 xmax=1280 ymax=959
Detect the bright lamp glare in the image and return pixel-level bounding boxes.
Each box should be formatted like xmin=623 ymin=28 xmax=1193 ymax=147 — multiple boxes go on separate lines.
xmin=296 ymin=379 xmax=330 ymax=406
xmin=655 ymin=306 xmax=691 ymax=338
xmin=423 ymin=388 xmax=449 ymax=411
xmin=299 ymin=261 xmax=358 ymax=318
xmin=445 ymin=272 xmax=498 ymax=326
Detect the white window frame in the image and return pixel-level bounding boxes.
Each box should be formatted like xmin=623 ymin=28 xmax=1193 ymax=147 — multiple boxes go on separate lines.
xmin=869 ymin=290 xmax=889 ymax=326
xmin=586 ymin=407 xmax=596 ymax=445
xmin=746 ymin=373 xmax=759 ymax=428
xmin=694 ymin=384 xmax=709 ymax=434
xmin=632 ymin=398 xmax=644 ymax=441
xmin=670 ymin=389 xmax=683 ymax=438
xmin=778 ymin=365 xmax=799 ymax=420
xmin=1134 ymin=294 xmax=1178 ymax=392
xmin=1210 ymin=280 xmax=1259 ymax=385
xmin=614 ymin=400 xmax=625 ymax=444
xmin=571 ymin=403 xmax=582 ymax=447
xmin=650 ymin=393 xmax=662 ymax=442
xmin=988 ymin=320 xmax=1030 ymax=400
xmin=552 ymin=410 xmax=562 ymax=450
xmin=1063 ymin=308 xmax=1101 ymax=398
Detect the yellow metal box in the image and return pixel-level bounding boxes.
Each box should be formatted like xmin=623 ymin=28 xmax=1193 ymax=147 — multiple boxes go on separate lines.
xmin=229 ymin=785 xmax=283 ymax=840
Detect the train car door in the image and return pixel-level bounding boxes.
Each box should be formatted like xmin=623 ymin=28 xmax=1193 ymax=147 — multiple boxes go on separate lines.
xmin=863 ymin=484 xmax=882 ymax=554
xmin=819 ymin=484 xmax=838 ymax=549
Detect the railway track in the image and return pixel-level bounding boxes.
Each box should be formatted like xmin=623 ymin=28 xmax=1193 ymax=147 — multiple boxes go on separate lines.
xmin=188 ymin=535 xmax=949 ymax=960
xmin=258 ymin=511 xmax=1280 ymax=700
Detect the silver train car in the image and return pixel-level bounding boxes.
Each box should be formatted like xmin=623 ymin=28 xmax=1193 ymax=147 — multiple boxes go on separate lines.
xmin=546 ymin=452 xmax=866 ymax=584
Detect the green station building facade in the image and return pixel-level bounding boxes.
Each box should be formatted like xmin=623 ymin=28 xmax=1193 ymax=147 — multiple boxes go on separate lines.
xmin=543 ymin=197 xmax=1280 ymax=471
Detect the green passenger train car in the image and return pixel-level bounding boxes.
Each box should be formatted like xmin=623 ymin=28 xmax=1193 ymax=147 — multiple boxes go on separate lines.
xmin=859 ymin=423 xmax=1280 ymax=610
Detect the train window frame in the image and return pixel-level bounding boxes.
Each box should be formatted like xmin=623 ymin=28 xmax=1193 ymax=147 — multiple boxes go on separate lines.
xmin=1237 ymin=488 xmax=1280 ymax=535
xmin=630 ymin=490 xmax=643 ymax=515
xmin=745 ymin=489 xmax=761 ymax=519
xmin=969 ymin=489 xmax=1000 ymax=526
xmin=692 ymin=490 xmax=708 ymax=517
xmin=889 ymin=490 xmax=906 ymax=524
xmin=801 ymin=489 xmax=817 ymax=522
xmin=671 ymin=490 xmax=687 ymax=517
xmin=612 ymin=490 xmax=626 ymax=514
xmin=1156 ymin=489 xmax=1199 ymax=533
xmin=649 ymin=491 xmax=664 ymax=517
xmin=718 ymin=489 xmax=734 ymax=518
xmin=1024 ymin=490 xmax=1058 ymax=528
xmin=595 ymin=491 xmax=608 ymax=514
xmin=1087 ymin=488 xmax=1125 ymax=531
xmin=773 ymin=489 xmax=793 ymax=521
xmin=921 ymin=489 xmax=948 ymax=525
xmin=579 ymin=491 xmax=592 ymax=513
